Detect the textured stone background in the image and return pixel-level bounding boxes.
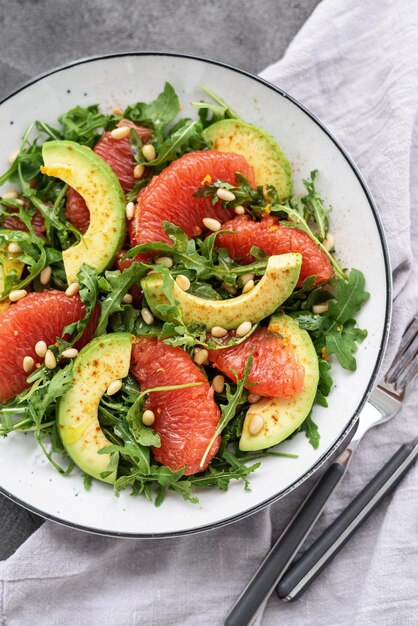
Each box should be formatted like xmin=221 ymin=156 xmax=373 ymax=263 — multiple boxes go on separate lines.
xmin=0 ymin=0 xmax=320 ymax=558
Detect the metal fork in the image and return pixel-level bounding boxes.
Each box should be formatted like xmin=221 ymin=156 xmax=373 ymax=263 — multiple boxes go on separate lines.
xmin=225 ymin=316 xmax=418 ymax=626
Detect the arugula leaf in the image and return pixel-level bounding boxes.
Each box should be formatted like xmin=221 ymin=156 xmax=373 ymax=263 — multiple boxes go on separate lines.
xmin=143 ymin=119 xmax=208 ymax=168
xmin=123 ymin=82 xmax=179 ymax=137
xmin=315 ymin=358 xmax=333 ymax=407
xmin=192 ymin=85 xmax=242 ymax=128
xmin=327 ymin=269 xmax=370 ymax=324
xmin=58 ymin=105 xmax=116 ymax=146
xmin=299 ymin=413 xmax=320 ymax=449
xmin=325 ymin=319 xmax=367 ymax=371
xmin=301 ymin=170 xmax=330 ymax=240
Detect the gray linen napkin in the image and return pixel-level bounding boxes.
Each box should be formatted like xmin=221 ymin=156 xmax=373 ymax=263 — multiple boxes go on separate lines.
xmin=1 ymin=1 xmax=418 ymax=624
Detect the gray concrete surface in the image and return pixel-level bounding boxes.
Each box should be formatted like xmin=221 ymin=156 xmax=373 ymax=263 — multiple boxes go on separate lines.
xmin=0 ymin=0 xmax=320 ymax=560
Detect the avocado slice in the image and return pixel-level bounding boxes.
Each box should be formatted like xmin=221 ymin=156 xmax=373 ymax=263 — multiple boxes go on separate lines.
xmin=239 ymin=314 xmax=319 ymax=451
xmin=203 ymin=119 xmax=292 ymax=200
xmin=41 ymin=140 xmax=126 ymax=284
xmin=57 ymin=333 xmax=133 ymax=483
xmin=0 ymin=244 xmax=24 ymax=312
xmin=141 ymin=253 xmax=302 ymax=330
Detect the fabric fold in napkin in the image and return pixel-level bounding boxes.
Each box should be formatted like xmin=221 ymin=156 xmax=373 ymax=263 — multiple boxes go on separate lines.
xmin=1 ymin=0 xmax=418 ymax=624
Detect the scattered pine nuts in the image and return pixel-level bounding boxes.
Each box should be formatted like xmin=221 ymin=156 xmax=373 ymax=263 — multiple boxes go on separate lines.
xmin=312 ymin=303 xmax=329 ymax=314
xmin=8 ymin=242 xmax=22 ymax=255
xmin=107 ymin=379 xmax=122 ymax=396
xmin=155 ymin=256 xmax=173 ymax=268
xmin=222 ymin=282 xmax=237 ymax=295
xmin=133 ymin=163 xmax=145 ymax=179
xmin=61 ymin=348 xmax=79 ymax=359
xmin=322 ymin=233 xmax=335 ymax=251
xmin=9 ymin=289 xmax=27 ymax=302
xmin=2 ymin=190 xmax=18 ymax=200
xmin=211 ymin=326 xmax=228 ymax=338
xmin=40 ymin=266 xmax=52 ymax=285
xmin=142 ymin=409 xmax=155 ymax=426
xmin=125 ymin=201 xmax=135 ymax=220
xmin=234 ymin=205 xmax=245 ymax=215
xmin=248 ymin=393 xmax=262 ymax=404
xmin=249 ymin=414 xmax=264 ymax=435
xmin=175 ymin=274 xmax=191 ymax=291
xmin=8 ymin=150 xmax=19 ymax=164
xmin=35 ymin=341 xmax=48 ymax=358
xmin=212 ymin=374 xmax=225 ymax=394
xmin=122 ymin=293 xmax=133 ymax=304
xmin=141 ymin=307 xmax=154 ymax=325
xmin=240 ymin=272 xmax=255 ymax=287
xmin=202 ymin=217 xmax=222 ymax=232
xmin=242 ymin=279 xmax=255 ymax=294
xmin=65 ymin=282 xmax=80 ymax=297
xmin=141 ymin=144 xmax=156 ymax=161
xmin=193 ymin=348 xmax=209 ymax=365
xmin=216 ymin=188 xmax=236 ymax=202
xmin=236 ymin=321 xmax=252 ymax=337
xmin=44 ymin=349 xmax=57 ymax=370
xmin=110 ymin=126 xmax=130 ymax=140
xmin=22 ymin=356 xmax=35 ymax=373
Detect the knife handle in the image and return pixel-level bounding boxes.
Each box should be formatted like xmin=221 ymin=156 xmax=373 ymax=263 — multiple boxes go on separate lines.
xmin=224 ymin=450 xmax=353 ymax=626
xmin=277 ymin=438 xmax=418 ymax=602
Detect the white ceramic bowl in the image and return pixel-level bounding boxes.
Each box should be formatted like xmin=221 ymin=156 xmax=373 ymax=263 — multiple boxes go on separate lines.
xmin=0 ymin=54 xmax=391 ymax=537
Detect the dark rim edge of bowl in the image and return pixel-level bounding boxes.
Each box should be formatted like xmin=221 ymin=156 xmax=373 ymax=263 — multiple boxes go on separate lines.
xmin=0 ymin=51 xmax=392 ymax=539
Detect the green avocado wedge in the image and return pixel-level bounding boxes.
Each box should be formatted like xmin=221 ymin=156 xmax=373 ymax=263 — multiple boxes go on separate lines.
xmin=203 ymin=119 xmax=292 ymax=200
xmin=141 ymin=253 xmax=302 ymax=330
xmin=41 ymin=140 xmax=126 ymax=284
xmin=57 ymin=333 xmax=133 ymax=483
xmin=239 ymin=314 xmax=319 ymax=451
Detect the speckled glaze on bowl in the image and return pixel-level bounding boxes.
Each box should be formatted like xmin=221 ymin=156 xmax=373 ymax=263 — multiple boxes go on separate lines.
xmin=0 ymin=53 xmax=391 ymax=537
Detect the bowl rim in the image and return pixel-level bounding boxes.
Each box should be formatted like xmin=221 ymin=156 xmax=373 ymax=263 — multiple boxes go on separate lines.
xmin=0 ymin=51 xmax=392 ymax=538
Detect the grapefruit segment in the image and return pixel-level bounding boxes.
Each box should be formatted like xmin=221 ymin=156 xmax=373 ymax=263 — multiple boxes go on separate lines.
xmin=65 ymin=119 xmax=151 ymax=233
xmin=215 ymin=215 xmax=333 ymax=286
xmin=128 ymin=150 xmax=255 ymax=250
xmin=208 ymin=326 xmax=305 ymax=398
xmin=130 ymin=337 xmax=221 ymax=475
xmin=0 ymin=291 xmax=99 ymax=403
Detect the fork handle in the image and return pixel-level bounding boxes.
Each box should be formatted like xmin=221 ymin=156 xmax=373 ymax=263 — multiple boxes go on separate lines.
xmin=277 ymin=438 xmax=418 ymax=602
xmin=224 ymin=449 xmax=353 ymax=626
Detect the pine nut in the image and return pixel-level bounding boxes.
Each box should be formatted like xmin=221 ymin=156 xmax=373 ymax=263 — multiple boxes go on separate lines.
xmin=142 ymin=409 xmax=155 ymax=426
xmin=45 ymin=349 xmax=57 ymax=370
xmin=211 ymin=326 xmax=228 ymax=338
xmin=142 ymin=144 xmax=156 ymax=161
xmin=40 ymin=266 xmax=52 ymax=285
xmin=61 ymin=348 xmax=78 ymax=359
xmin=234 ymin=205 xmax=245 ymax=215
xmin=2 ymin=190 xmax=18 ymax=200
xmin=23 ymin=356 xmax=35 ymax=373
xmin=175 ymin=274 xmax=191 ymax=291
xmin=65 ymin=282 xmax=80 ymax=296
xmin=125 ymin=201 xmax=135 ymax=221
xmin=110 ymin=126 xmax=130 ymax=140
xmin=216 ymin=188 xmax=236 ymax=202
xmin=106 ymin=379 xmax=122 ymax=395
xmin=8 ymin=150 xmax=19 ymax=164
xmin=141 ymin=307 xmax=154 ymax=325
xmin=193 ymin=348 xmax=209 ymax=365
xmin=248 ymin=393 xmax=261 ymax=404
xmin=9 ymin=289 xmax=27 ymax=302
xmin=155 ymin=256 xmax=173 ymax=268
xmin=249 ymin=414 xmax=264 ymax=435
xmin=312 ymin=303 xmax=329 ymax=314
xmin=236 ymin=321 xmax=252 ymax=337
xmin=222 ymin=282 xmax=237 ymax=295
xmin=8 ymin=242 xmax=22 ymax=254
xmin=212 ymin=374 xmax=225 ymax=393
xmin=122 ymin=293 xmax=133 ymax=304
xmin=202 ymin=217 xmax=222 ymax=232
xmin=240 ymin=272 xmax=255 ymax=287
xmin=242 ymin=279 xmax=255 ymax=294
xmin=133 ymin=163 xmax=145 ymax=179
xmin=322 ymin=233 xmax=335 ymax=251
xmin=35 ymin=340 xmax=48 ymax=358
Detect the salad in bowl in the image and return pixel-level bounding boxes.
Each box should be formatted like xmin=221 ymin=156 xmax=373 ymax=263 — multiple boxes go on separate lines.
xmin=0 ymin=82 xmax=369 ymax=506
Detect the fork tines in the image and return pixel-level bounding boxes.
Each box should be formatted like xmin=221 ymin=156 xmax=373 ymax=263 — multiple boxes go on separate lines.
xmin=386 ymin=316 xmax=418 ymax=391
